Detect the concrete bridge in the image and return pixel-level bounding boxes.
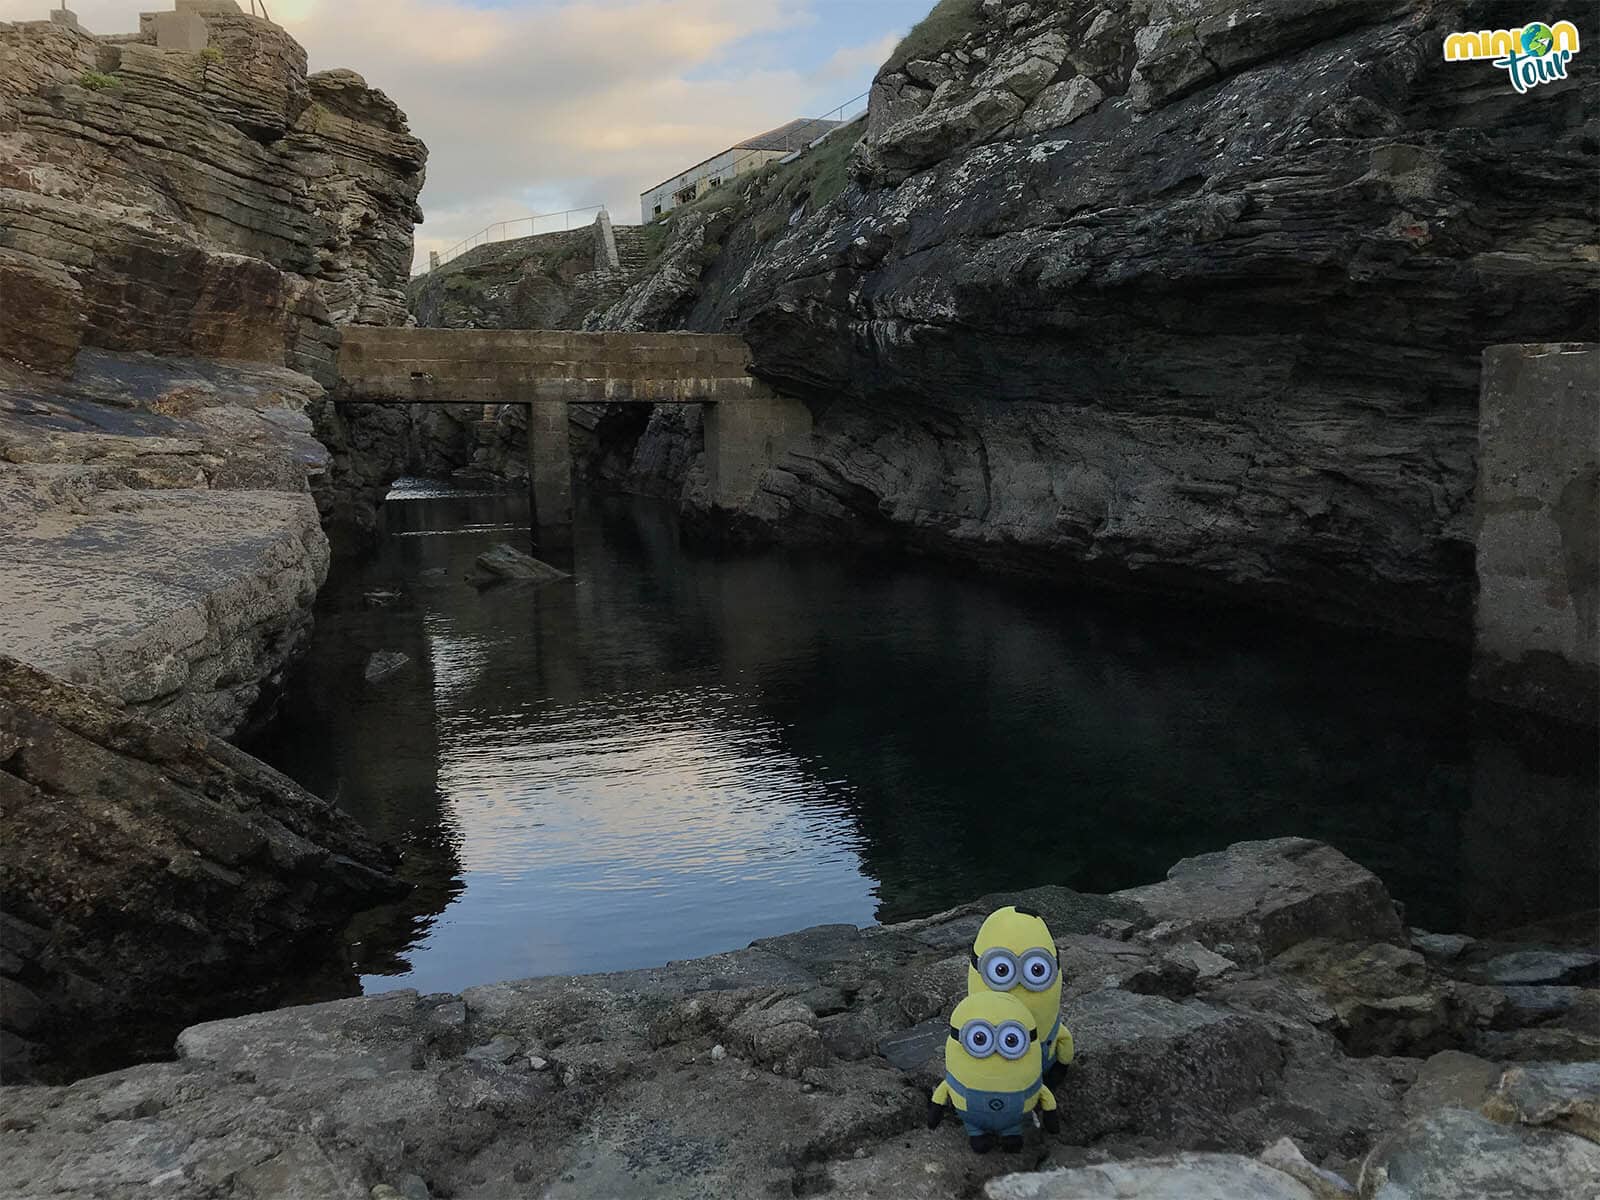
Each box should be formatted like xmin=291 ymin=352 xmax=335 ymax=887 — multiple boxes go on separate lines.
xmin=336 ymin=328 xmax=812 ymax=536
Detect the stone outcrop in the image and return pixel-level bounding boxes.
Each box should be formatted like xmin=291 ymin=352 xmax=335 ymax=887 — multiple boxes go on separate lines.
xmin=2 ymin=839 xmax=1593 ymax=1198
xmin=0 ymin=3 xmax=426 ymax=383
xmin=593 ymin=0 xmax=1598 ymax=640
xmin=0 ymin=656 xmax=405 ymax=1084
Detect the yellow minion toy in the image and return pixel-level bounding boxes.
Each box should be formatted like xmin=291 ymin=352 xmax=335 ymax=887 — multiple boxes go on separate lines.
xmin=967 ymin=905 xmax=1075 ymax=1084
xmin=927 ymin=991 xmax=1059 ymax=1153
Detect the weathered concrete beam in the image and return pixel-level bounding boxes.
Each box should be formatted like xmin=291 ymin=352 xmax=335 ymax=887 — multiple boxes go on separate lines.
xmin=1472 ymin=343 xmax=1598 ymax=726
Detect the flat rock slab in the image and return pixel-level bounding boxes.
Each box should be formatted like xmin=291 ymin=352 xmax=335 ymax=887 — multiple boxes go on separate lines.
xmin=1360 ymin=1107 xmax=1600 ymax=1199
xmin=0 ymin=487 xmax=328 ymax=732
xmin=986 ymin=1154 xmax=1316 ymax=1199
xmin=1403 ymin=1051 xmax=1501 ymax=1118
xmin=1474 ymin=950 xmax=1600 ymax=988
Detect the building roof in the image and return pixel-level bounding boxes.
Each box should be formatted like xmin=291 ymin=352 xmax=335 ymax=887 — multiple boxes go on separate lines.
xmin=642 ymin=117 xmax=844 ymax=197
xmin=735 ymin=117 xmax=843 ymax=153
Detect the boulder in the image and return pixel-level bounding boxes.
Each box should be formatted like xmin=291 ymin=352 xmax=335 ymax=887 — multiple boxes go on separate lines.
xmin=1115 ymin=839 xmax=1407 ymax=965
xmin=1057 ymin=987 xmax=1284 ymax=1144
xmin=1472 ymin=950 xmax=1600 ymax=988
xmin=1402 ymin=1051 xmax=1502 ymax=1119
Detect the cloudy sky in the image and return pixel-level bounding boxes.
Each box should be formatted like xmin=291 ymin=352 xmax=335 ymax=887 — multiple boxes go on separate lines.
xmin=4 ymin=0 xmax=932 ymax=270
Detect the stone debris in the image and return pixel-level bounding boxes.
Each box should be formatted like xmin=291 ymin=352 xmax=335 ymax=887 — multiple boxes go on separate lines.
xmin=1258 ymin=1138 xmax=1356 ymax=1198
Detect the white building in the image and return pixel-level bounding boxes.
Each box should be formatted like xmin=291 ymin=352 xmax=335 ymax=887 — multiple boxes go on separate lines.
xmin=640 ymin=117 xmax=844 ymax=223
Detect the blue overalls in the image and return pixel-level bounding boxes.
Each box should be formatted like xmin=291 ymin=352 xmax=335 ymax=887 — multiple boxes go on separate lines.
xmin=1041 ymin=1016 xmax=1063 ymax=1067
xmin=944 ymin=1073 xmax=1043 ymax=1138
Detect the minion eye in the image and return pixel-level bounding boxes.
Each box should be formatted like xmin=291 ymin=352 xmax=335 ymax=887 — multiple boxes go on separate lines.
xmin=1020 ymin=950 xmax=1058 ymax=992
xmin=980 ymin=949 xmax=1020 ymax=989
xmin=960 ymin=1021 xmax=997 ymax=1058
xmin=997 ymin=1022 xmax=1030 ymax=1060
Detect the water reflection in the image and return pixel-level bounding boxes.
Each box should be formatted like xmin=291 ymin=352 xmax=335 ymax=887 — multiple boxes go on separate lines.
xmin=251 ymin=484 xmax=1598 ymax=996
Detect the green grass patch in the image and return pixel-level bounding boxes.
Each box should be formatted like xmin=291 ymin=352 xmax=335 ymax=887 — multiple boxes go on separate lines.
xmin=795 ymin=117 xmax=865 ymax=209
xmin=884 ymin=0 xmax=981 ymax=74
xmin=79 ymin=71 xmax=122 ymax=91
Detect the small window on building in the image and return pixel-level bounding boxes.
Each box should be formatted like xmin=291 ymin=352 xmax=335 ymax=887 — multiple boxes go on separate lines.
xmin=708 ymin=176 xmax=722 ymax=189
xmin=676 ymin=186 xmax=696 ymax=205
xmin=653 ymin=204 xmax=663 ymax=217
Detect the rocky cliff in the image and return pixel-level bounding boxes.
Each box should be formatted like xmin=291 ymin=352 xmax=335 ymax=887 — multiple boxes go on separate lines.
xmin=0 ymin=6 xmax=426 ymax=1082
xmin=0 ymin=4 xmax=426 ymax=382
xmin=0 ymin=2 xmax=430 ymax=709
xmin=592 ymin=0 xmax=1598 ymax=640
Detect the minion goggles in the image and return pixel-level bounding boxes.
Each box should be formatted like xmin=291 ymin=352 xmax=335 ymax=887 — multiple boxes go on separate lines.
xmin=972 ymin=946 xmax=1060 ymax=992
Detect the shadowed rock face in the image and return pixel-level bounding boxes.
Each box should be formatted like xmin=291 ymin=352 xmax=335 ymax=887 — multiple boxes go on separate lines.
xmin=0 ymin=657 xmax=406 ymax=1085
xmin=595 ymin=0 xmax=1598 ymax=639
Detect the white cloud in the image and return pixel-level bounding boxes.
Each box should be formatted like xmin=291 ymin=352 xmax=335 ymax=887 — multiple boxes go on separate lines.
xmin=2 ymin=0 xmax=894 ymax=269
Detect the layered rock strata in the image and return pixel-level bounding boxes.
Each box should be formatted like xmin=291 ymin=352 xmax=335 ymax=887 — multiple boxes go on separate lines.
xmin=1 ymin=838 xmax=1593 ymax=1198
xmin=0 ymin=3 xmax=426 ymax=382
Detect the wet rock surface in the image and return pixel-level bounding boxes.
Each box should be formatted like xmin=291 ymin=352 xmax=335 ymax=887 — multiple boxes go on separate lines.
xmin=2 ymin=839 xmax=1593 ymax=1198
xmin=0 ymin=657 xmax=404 ymax=1085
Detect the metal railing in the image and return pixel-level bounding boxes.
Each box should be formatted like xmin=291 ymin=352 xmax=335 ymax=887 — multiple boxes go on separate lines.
xmin=643 ymin=92 xmax=869 ymax=217
xmin=420 ymin=206 xmax=606 ymax=276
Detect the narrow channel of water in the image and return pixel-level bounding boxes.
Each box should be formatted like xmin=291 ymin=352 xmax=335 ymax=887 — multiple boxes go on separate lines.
xmin=250 ymin=482 xmax=1599 ymax=996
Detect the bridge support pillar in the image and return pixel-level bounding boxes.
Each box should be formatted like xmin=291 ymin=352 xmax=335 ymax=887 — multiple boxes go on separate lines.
xmin=703 ymin=390 xmax=814 ymax=510
xmin=527 ymin=398 xmax=573 ymax=541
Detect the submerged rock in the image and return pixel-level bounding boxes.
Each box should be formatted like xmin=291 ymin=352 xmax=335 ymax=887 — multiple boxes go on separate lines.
xmin=0 ymin=657 xmax=405 ymax=1083
xmin=468 ymin=543 xmax=571 ymax=587
xmin=365 ymin=651 xmax=412 ymax=684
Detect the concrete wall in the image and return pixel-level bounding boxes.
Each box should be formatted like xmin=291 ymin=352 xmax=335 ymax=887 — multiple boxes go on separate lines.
xmin=338 ymin=328 xmax=769 ymax=406
xmin=1473 ymin=343 xmax=1598 ymax=726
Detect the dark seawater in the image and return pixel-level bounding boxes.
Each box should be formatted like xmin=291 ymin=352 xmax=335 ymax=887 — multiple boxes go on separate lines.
xmin=250 ymin=483 xmax=1599 ymax=996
